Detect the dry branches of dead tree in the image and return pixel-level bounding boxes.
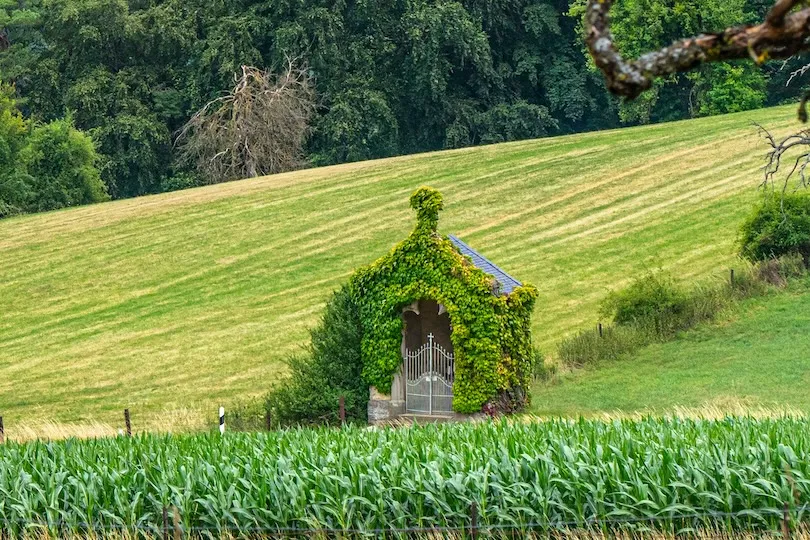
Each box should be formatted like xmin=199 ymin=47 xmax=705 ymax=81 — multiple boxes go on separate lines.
xmin=176 ymin=61 xmax=316 ymax=184
xmin=585 ymin=0 xmax=810 ymax=119
xmin=785 ymin=60 xmax=810 ymax=87
xmin=756 ymin=122 xmax=810 ymax=194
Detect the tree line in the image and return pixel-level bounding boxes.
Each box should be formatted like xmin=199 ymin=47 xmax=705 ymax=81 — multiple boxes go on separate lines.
xmin=0 ymin=0 xmax=803 ymax=217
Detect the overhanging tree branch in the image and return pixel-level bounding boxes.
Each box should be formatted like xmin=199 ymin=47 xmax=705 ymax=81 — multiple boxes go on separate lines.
xmin=585 ymin=0 xmax=810 ymax=106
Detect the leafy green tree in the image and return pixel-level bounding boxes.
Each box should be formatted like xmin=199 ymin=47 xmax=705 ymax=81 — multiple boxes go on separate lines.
xmin=445 ymin=101 xmax=557 ymax=148
xmin=0 ymin=87 xmax=31 ymax=217
xmin=691 ymin=64 xmax=766 ymax=117
xmin=0 ymin=0 xmax=42 ymax=92
xmin=600 ymin=270 xmax=688 ymax=335
xmin=91 ymin=114 xmax=169 ymax=199
xmin=266 ymin=285 xmax=367 ymax=426
xmin=474 ymin=101 xmax=558 ymax=145
xmin=0 ymin=88 xmax=105 ymax=217
xmin=310 ymin=87 xmax=399 ymax=165
xmin=572 ymin=0 xmax=771 ymax=123
xmin=20 ymin=117 xmax=108 ymax=211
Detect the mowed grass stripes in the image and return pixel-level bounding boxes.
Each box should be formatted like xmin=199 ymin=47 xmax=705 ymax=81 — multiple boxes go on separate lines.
xmin=0 ymin=105 xmax=797 ymax=426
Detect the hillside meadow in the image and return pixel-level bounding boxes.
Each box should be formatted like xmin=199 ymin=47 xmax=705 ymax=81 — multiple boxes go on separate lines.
xmin=0 ymin=105 xmax=799 ymax=429
xmin=532 ymin=279 xmax=810 ymax=418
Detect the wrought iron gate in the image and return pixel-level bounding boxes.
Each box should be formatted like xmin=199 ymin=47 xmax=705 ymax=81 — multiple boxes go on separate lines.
xmin=404 ymin=333 xmax=454 ymax=414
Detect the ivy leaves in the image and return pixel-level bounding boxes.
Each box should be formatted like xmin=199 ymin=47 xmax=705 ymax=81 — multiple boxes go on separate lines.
xmin=349 ymin=188 xmax=537 ymax=413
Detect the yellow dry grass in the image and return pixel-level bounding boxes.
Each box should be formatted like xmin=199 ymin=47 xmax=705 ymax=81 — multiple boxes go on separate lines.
xmin=7 ymin=408 xmax=208 ymax=442
xmin=523 ymin=397 xmax=807 ymax=424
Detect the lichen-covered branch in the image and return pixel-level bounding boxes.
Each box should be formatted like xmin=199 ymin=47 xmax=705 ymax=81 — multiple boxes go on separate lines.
xmin=585 ymin=0 xmax=810 ymax=103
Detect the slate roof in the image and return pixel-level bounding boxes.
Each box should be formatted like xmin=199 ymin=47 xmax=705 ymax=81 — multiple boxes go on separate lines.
xmin=448 ymin=235 xmax=522 ymax=296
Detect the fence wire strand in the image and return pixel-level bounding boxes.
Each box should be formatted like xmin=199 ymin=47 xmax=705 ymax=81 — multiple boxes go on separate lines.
xmin=2 ymin=504 xmax=809 ymax=536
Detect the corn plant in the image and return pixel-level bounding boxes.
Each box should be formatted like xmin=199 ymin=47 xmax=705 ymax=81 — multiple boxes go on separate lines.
xmin=0 ymin=417 xmax=809 ymax=536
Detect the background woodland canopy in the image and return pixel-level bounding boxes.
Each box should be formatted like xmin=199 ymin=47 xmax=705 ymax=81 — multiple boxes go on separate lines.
xmin=0 ymin=0 xmax=804 ymax=215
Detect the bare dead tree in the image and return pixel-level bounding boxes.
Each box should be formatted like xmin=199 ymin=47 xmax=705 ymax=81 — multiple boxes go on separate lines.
xmin=584 ymin=0 xmax=810 ymax=120
xmin=785 ymin=60 xmax=810 ymax=87
xmin=176 ymin=61 xmax=316 ymax=184
xmin=755 ymin=123 xmax=810 ymax=195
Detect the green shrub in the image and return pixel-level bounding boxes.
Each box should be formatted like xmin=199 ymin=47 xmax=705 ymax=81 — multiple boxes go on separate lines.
xmin=600 ymin=270 xmax=745 ymax=338
xmin=600 ymin=270 xmax=689 ymax=335
xmin=224 ymin=398 xmax=267 ymax=431
xmin=266 ymin=285 xmax=367 ymax=426
xmin=739 ymin=192 xmax=810 ymax=264
xmin=20 ymin=117 xmax=108 ymax=212
xmin=557 ymin=324 xmax=649 ymax=368
xmin=160 ymin=172 xmax=202 ymax=193
xmin=557 ymin=255 xmax=807 ymax=370
xmin=531 ymin=347 xmax=556 ymax=381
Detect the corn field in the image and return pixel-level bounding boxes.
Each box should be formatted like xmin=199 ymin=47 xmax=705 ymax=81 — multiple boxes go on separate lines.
xmin=1 ymin=417 xmax=809 ymax=536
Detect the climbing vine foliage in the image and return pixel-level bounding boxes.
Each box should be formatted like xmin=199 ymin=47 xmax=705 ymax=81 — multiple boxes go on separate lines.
xmin=349 ymin=187 xmax=537 ymax=413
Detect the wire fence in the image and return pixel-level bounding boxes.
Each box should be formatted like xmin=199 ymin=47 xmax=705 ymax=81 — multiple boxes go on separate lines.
xmin=3 ymin=503 xmax=810 ymax=539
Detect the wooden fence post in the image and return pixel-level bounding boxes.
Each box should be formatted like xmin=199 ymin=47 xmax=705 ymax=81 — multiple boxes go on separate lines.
xmin=162 ymin=507 xmax=169 ymax=540
xmin=124 ymin=409 xmax=132 ymax=437
xmin=0 ymin=416 xmax=4 ymax=444
xmin=172 ymin=506 xmax=182 ymax=540
xmin=597 ymin=323 xmax=603 ymax=338
xmin=782 ymin=502 xmax=791 ymax=539
xmin=265 ymin=411 xmax=272 ymax=431
xmin=470 ymin=501 xmax=478 ymax=539
xmin=339 ymin=396 xmax=346 ymax=425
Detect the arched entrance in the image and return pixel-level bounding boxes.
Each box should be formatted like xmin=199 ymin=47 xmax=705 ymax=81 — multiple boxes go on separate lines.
xmin=400 ymin=299 xmax=454 ymax=414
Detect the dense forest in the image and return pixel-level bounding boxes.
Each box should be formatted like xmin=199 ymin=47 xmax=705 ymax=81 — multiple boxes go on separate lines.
xmin=0 ymin=0 xmax=803 ymax=217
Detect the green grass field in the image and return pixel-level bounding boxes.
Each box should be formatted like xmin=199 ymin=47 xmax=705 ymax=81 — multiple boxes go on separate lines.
xmin=0 ymin=104 xmax=802 ymax=429
xmin=532 ymin=279 xmax=810 ymax=417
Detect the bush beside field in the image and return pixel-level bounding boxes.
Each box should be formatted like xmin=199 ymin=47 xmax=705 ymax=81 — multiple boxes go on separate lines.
xmin=556 ymin=254 xmax=807 ymax=368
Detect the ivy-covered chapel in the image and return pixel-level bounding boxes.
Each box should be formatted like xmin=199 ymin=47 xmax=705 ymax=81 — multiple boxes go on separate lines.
xmin=348 ymin=186 xmax=537 ymax=423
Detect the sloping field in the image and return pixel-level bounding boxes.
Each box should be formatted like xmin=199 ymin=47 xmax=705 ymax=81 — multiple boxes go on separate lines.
xmin=0 ymin=105 xmax=798 ymax=427
xmin=532 ymin=279 xmax=810 ymax=418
